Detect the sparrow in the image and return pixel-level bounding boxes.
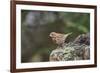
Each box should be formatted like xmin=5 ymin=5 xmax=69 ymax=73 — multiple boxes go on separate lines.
xmin=49 ymin=32 xmax=72 ymax=46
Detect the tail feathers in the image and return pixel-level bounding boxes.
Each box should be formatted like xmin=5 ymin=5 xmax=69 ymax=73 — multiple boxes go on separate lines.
xmin=64 ymin=32 xmax=72 ymax=39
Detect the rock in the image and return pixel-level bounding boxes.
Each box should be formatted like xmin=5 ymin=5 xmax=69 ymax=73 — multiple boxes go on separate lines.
xmin=73 ymin=33 xmax=90 ymax=45
xmin=49 ymin=33 xmax=90 ymax=61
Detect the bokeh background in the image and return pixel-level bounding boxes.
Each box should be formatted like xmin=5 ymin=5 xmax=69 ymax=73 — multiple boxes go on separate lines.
xmin=21 ymin=10 xmax=90 ymax=63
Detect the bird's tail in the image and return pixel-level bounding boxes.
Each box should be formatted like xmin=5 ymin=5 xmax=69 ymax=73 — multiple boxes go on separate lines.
xmin=64 ymin=32 xmax=72 ymax=39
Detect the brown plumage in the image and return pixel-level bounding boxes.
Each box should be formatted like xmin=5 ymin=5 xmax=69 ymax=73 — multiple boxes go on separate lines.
xmin=49 ymin=32 xmax=72 ymax=45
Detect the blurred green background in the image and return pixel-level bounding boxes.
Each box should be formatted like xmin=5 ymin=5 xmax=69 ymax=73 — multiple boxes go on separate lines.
xmin=21 ymin=10 xmax=90 ymax=63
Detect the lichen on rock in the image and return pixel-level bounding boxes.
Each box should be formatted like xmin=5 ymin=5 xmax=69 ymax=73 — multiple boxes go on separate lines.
xmin=49 ymin=33 xmax=90 ymax=61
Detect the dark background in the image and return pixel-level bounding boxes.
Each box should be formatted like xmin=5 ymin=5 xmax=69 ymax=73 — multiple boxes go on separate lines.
xmin=21 ymin=10 xmax=90 ymax=63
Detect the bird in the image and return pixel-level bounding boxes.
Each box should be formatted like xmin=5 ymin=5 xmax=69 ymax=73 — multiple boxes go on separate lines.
xmin=49 ymin=32 xmax=72 ymax=61
xmin=49 ymin=32 xmax=72 ymax=46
